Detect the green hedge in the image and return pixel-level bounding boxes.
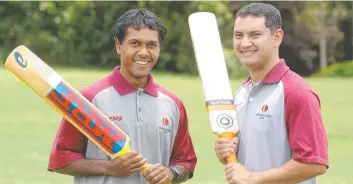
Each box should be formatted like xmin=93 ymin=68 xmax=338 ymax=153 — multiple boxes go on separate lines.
xmin=314 ymin=61 xmax=353 ymax=77
xmin=0 ymin=48 xmax=7 ymax=65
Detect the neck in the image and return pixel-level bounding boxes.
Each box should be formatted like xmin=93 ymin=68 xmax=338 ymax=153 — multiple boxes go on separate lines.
xmin=249 ymin=55 xmax=280 ymax=84
xmin=120 ymin=69 xmax=149 ymax=89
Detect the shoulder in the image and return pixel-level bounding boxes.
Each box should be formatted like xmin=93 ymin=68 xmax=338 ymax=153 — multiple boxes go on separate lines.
xmin=281 ymin=70 xmax=321 ymax=108
xmin=156 ymin=84 xmax=182 ymax=105
xmin=155 ymin=84 xmax=187 ymax=113
xmin=80 ymin=74 xmax=112 ymax=102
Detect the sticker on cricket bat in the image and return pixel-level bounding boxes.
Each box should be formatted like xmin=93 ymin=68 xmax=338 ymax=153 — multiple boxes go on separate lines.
xmin=4 ymin=45 xmax=151 ymax=173
xmin=188 ymin=12 xmax=240 ymax=164
xmin=46 ymin=81 xmax=127 ymax=155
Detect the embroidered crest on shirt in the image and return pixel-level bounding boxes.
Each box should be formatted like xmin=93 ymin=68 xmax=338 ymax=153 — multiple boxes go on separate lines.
xmin=262 ymin=104 xmax=269 ymax=112
xmin=257 ymin=104 xmax=271 ymax=119
xmin=162 ymin=117 xmax=169 ymax=126
xmin=158 ymin=117 xmax=171 ymax=134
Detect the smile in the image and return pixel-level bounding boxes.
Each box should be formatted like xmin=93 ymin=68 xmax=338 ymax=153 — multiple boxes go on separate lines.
xmin=240 ymin=50 xmax=257 ymax=56
xmin=134 ymin=60 xmax=151 ymax=65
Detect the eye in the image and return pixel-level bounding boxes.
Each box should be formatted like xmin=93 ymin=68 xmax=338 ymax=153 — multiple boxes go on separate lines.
xmin=234 ymin=34 xmax=242 ymax=39
xmin=148 ymin=43 xmax=157 ymax=48
xmin=250 ymin=33 xmax=261 ymax=38
xmin=130 ymin=41 xmax=139 ymax=46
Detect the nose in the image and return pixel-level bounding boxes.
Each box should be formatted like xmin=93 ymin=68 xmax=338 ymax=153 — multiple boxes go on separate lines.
xmin=137 ymin=45 xmax=149 ymax=57
xmin=240 ymin=37 xmax=252 ymax=48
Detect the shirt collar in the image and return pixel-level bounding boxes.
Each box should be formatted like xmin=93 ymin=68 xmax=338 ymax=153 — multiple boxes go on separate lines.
xmin=109 ymin=66 xmax=158 ymax=97
xmin=242 ymin=59 xmax=289 ymax=85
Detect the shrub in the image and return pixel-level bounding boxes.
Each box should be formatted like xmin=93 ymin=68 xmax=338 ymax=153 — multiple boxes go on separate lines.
xmin=0 ymin=48 xmax=8 ymax=65
xmin=313 ymin=61 xmax=353 ymax=77
xmin=224 ymin=48 xmax=249 ymax=79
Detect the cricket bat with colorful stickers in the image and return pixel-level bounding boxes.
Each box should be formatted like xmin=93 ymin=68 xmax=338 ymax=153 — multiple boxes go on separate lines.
xmin=4 ymin=45 xmax=150 ymax=172
xmin=188 ymin=12 xmax=240 ymax=163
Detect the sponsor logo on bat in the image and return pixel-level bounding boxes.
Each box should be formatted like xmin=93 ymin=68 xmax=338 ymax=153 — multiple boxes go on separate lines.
xmin=206 ymin=99 xmax=234 ymax=106
xmin=14 ymin=52 xmax=27 ymax=68
xmin=216 ymin=114 xmax=233 ymax=129
xmin=206 ymin=99 xmax=236 ymax=111
xmin=47 ymin=82 xmax=126 ymax=154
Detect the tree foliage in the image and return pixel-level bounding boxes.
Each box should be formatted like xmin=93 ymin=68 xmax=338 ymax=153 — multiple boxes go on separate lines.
xmin=0 ymin=1 xmax=352 ymax=77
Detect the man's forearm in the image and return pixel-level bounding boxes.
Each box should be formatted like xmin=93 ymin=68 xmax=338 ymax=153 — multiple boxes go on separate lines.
xmin=173 ymin=165 xmax=192 ymax=183
xmin=53 ymin=158 xmax=110 ymax=176
xmin=253 ymin=159 xmax=327 ymax=184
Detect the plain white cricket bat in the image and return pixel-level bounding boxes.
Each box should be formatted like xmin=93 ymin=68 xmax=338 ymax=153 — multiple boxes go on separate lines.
xmin=188 ymin=12 xmax=240 ymax=163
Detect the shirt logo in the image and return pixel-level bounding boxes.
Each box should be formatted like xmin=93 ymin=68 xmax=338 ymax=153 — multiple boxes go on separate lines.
xmin=158 ymin=117 xmax=171 ymax=134
xmin=162 ymin=117 xmax=169 ymax=126
xmin=257 ymin=104 xmax=271 ymax=119
xmin=262 ymin=104 xmax=269 ymax=112
xmin=109 ymin=116 xmax=123 ymax=121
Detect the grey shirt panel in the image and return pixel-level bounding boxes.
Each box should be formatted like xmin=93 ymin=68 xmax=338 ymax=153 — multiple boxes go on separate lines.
xmin=234 ymin=81 xmax=317 ymax=184
xmin=74 ymin=87 xmax=180 ymax=184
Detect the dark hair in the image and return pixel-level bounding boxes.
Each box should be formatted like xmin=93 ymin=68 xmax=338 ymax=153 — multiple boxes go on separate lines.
xmin=114 ymin=8 xmax=167 ymax=43
xmin=235 ymin=3 xmax=282 ymax=33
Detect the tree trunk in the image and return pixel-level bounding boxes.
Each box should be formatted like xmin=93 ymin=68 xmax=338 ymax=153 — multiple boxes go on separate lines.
xmin=319 ymin=2 xmax=327 ymax=70
xmin=319 ymin=38 xmax=327 ymax=69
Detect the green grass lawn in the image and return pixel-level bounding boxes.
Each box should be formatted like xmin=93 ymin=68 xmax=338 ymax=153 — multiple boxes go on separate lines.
xmin=0 ymin=66 xmax=352 ymax=184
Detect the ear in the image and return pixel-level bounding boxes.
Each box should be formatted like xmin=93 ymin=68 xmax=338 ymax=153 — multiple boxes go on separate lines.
xmin=115 ymin=38 xmax=122 ymax=56
xmin=273 ymin=29 xmax=284 ymax=48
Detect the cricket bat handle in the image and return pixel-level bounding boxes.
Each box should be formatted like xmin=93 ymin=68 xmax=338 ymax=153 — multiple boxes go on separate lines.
xmin=115 ymin=143 xmax=149 ymax=173
xmin=114 ymin=141 xmax=157 ymax=181
xmin=219 ymin=132 xmax=237 ymax=163
xmin=140 ymin=164 xmax=170 ymax=184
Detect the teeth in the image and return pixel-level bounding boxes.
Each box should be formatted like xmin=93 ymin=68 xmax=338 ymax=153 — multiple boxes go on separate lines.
xmin=241 ymin=51 xmax=256 ymax=56
xmin=134 ymin=60 xmax=149 ymax=65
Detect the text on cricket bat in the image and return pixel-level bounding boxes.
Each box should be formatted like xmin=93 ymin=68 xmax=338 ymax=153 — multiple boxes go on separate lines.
xmin=47 ymin=82 xmax=126 ymax=155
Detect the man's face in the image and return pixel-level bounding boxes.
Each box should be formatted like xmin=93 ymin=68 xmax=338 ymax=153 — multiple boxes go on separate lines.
xmin=233 ymin=16 xmax=281 ymax=69
xmin=116 ymin=27 xmax=160 ymax=79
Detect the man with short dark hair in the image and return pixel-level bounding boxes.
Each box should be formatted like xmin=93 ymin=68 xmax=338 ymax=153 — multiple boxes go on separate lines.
xmin=48 ymin=8 xmax=197 ymax=184
xmin=214 ymin=3 xmax=329 ymax=184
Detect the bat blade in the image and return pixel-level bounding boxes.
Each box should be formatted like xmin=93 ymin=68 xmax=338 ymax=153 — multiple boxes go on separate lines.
xmin=188 ymin=12 xmax=240 ymax=163
xmin=5 ymin=45 xmax=134 ymax=160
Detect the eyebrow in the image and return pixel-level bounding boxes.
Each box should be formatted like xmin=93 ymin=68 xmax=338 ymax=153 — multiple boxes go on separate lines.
xmin=127 ymin=39 xmax=139 ymax=43
xmin=147 ymin=41 xmax=159 ymax=44
xmin=127 ymin=39 xmax=159 ymax=44
xmin=234 ymin=30 xmax=262 ymax=34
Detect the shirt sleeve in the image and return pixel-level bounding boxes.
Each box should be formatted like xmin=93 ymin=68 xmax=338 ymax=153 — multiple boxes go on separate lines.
xmin=47 ymin=89 xmax=89 ymax=171
xmin=169 ymin=102 xmax=197 ymax=178
xmin=285 ymin=89 xmax=329 ymax=167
